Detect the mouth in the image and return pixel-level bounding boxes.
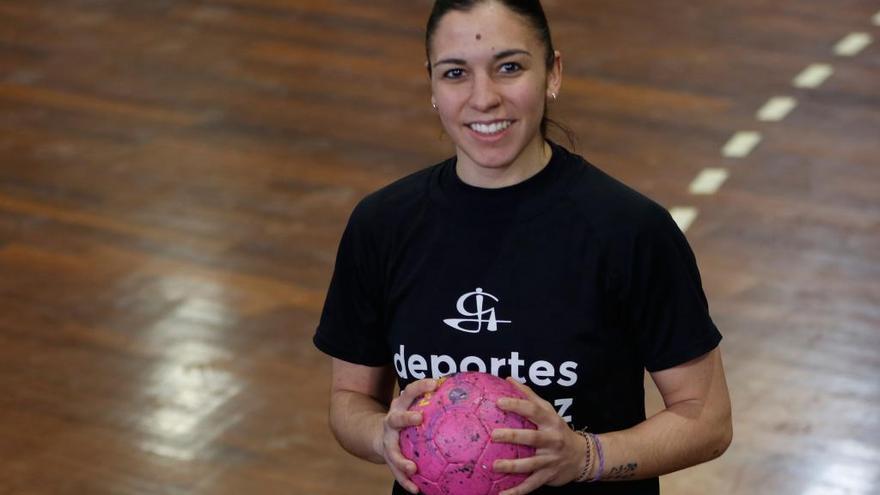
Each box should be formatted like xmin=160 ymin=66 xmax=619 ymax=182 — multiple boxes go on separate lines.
xmin=466 ymin=119 xmax=515 ymax=137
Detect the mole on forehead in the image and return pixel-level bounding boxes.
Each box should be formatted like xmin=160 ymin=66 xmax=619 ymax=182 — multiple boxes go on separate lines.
xmin=476 ymin=33 xmax=482 ymax=40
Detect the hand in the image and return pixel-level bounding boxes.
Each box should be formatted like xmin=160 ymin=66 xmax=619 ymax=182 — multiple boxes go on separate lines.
xmin=491 ymin=378 xmax=587 ymax=495
xmin=373 ymin=378 xmax=438 ymax=494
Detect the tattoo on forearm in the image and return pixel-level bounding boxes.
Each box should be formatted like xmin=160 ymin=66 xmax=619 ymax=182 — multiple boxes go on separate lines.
xmin=605 ymin=462 xmax=638 ymax=480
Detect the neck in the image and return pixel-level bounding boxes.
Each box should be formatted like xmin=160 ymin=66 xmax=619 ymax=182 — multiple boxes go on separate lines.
xmin=455 ymin=137 xmax=552 ymax=189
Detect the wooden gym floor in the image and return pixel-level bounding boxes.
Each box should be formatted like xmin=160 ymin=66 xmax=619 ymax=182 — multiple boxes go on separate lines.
xmin=0 ymin=1 xmax=878 ymax=494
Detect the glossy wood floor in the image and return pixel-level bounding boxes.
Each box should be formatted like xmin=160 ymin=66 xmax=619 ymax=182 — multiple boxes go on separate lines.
xmin=1 ymin=1 xmax=878 ymax=494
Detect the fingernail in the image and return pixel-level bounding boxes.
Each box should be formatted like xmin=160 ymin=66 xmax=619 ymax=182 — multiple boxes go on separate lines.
xmin=497 ymin=398 xmax=509 ymax=407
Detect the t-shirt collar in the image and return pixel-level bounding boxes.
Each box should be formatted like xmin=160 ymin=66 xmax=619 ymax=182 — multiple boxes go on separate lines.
xmin=430 ymin=140 xmax=568 ymax=223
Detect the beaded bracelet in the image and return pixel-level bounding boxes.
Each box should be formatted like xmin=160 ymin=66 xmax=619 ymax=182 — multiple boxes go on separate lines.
xmin=573 ymin=430 xmax=593 ymax=483
xmin=586 ymin=432 xmax=605 ymax=483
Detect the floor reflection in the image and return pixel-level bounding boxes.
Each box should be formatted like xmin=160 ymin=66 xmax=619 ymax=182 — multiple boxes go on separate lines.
xmin=138 ymin=338 xmax=242 ymax=461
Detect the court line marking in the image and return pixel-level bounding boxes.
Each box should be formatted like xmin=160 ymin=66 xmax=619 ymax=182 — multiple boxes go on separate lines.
xmin=722 ymin=131 xmax=763 ymax=158
xmin=689 ymin=168 xmax=730 ymax=195
xmin=673 ymin=25 xmax=872 ymax=233
xmin=669 ymin=207 xmax=699 ymax=233
xmin=834 ymin=32 xmax=872 ymax=56
xmin=757 ymin=96 xmax=798 ymax=122
xmin=793 ymin=64 xmax=834 ymax=88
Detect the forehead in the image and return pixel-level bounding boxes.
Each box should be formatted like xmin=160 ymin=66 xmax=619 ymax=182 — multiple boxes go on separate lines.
xmin=430 ymin=3 xmax=539 ymax=59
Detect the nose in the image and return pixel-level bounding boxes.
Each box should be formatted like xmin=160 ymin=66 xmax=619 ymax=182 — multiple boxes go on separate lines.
xmin=468 ymin=72 xmax=501 ymax=112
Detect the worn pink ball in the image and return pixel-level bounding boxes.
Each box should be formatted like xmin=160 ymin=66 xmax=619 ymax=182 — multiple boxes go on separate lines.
xmin=400 ymin=372 xmax=537 ymax=495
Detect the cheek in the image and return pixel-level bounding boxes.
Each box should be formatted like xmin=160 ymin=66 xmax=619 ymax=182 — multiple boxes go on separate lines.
xmin=434 ymin=88 xmax=465 ymax=125
xmin=516 ymin=81 xmax=547 ymax=116
xmin=438 ymin=109 xmax=458 ymax=132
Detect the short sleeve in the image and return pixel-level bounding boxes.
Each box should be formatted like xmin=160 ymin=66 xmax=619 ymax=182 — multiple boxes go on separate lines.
xmin=620 ymin=205 xmax=722 ymax=372
xmin=313 ymin=198 xmax=390 ymax=366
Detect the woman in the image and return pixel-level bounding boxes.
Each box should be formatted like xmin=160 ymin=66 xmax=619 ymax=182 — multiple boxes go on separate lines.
xmin=312 ymin=1 xmax=732 ymax=494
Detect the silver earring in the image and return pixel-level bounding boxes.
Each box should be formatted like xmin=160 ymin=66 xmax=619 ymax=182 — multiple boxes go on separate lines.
xmin=432 ymin=101 xmax=438 ymax=111
xmin=551 ymin=92 xmax=558 ymax=101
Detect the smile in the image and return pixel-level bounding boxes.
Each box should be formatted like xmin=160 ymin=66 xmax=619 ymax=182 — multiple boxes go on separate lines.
xmin=467 ymin=120 xmax=514 ymax=136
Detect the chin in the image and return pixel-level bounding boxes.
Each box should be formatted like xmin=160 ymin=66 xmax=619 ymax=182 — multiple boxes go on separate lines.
xmin=462 ymin=146 xmax=518 ymax=169
xmin=457 ymin=136 xmax=526 ymax=167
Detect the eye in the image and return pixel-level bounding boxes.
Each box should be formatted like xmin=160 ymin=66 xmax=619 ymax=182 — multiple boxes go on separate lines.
xmin=443 ymin=68 xmax=465 ymax=79
xmin=499 ymin=62 xmax=522 ymax=74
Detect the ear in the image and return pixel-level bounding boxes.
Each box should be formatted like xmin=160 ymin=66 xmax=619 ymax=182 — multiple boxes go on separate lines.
xmin=546 ymin=50 xmax=563 ymax=98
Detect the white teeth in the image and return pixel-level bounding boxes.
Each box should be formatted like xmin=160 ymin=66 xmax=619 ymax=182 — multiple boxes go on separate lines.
xmin=469 ymin=120 xmax=512 ymax=135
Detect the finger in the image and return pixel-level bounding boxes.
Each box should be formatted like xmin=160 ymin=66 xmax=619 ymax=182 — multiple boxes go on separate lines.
xmin=396 ymin=378 xmax=438 ymax=409
xmin=386 ymin=410 xmax=424 ymax=430
xmin=387 ymin=458 xmax=420 ymax=494
xmin=388 ymin=446 xmax=418 ymax=477
xmin=384 ymin=434 xmax=419 ymax=476
xmin=493 ymin=455 xmax=551 ymax=475
xmin=496 ymin=397 xmax=540 ymax=419
xmin=499 ymin=471 xmax=551 ymax=495
xmin=491 ymin=427 xmax=542 ymax=447
xmin=506 ymin=377 xmax=542 ymax=402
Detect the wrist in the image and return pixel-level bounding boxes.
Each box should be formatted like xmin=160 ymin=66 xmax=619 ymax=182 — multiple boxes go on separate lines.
xmin=587 ymin=433 xmax=606 ymax=482
xmin=572 ymin=430 xmax=593 ymax=483
xmin=573 ymin=430 xmax=605 ymax=483
xmin=370 ymin=413 xmax=388 ymax=463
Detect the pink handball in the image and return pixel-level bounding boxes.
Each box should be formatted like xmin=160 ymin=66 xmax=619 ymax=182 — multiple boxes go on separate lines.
xmin=400 ymin=372 xmax=537 ymax=495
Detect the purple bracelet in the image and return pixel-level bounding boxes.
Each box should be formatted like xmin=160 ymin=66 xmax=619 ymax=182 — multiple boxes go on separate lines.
xmin=587 ymin=433 xmax=605 ymax=483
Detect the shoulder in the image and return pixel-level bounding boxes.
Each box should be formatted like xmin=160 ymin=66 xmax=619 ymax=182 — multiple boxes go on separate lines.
xmin=558 ymin=147 xmax=674 ymax=238
xmin=348 ymin=159 xmax=447 ymax=229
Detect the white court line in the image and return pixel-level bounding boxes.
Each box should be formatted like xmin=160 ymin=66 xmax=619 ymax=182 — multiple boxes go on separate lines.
xmin=793 ymin=64 xmax=834 ymax=88
xmin=669 ymin=207 xmax=699 ymax=233
xmin=689 ymin=168 xmax=729 ymax=195
xmin=722 ymin=131 xmax=762 ymax=158
xmin=834 ymin=32 xmax=873 ymax=56
xmin=757 ymin=96 xmax=798 ymax=122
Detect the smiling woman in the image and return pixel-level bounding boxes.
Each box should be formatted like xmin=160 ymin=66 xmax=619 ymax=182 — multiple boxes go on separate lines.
xmin=313 ymin=2 xmax=732 ymax=495
xmin=426 ymin=0 xmax=562 ymax=188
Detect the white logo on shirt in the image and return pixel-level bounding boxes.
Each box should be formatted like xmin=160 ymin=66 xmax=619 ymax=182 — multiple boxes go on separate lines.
xmin=443 ymin=288 xmax=511 ymax=334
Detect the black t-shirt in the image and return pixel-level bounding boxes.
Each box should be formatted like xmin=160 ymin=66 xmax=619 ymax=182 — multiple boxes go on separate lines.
xmin=313 ymin=141 xmax=722 ymax=495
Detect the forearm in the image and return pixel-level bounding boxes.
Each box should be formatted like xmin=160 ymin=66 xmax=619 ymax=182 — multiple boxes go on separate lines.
xmin=591 ymin=399 xmax=732 ymax=481
xmin=329 ymin=390 xmax=389 ymax=464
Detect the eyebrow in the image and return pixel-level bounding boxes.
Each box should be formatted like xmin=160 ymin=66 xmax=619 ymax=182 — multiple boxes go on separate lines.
xmin=433 ymin=49 xmax=531 ymax=67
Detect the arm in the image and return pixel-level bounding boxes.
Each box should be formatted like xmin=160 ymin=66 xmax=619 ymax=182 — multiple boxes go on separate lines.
xmin=328 ymin=358 xmax=438 ymax=494
xmin=593 ymin=346 xmax=732 ymax=481
xmin=328 ymin=358 xmax=396 ymax=464
xmin=492 ymin=347 xmax=732 ymax=495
